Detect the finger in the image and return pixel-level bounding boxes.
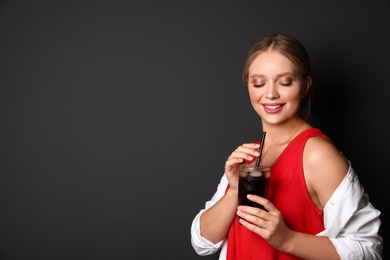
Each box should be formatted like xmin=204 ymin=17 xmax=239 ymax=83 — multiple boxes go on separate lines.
xmin=237 ymin=205 xmax=267 ymax=221
xmin=241 ymin=143 xmax=261 ymax=162
xmin=225 ymin=157 xmax=244 ymax=167
xmin=237 ymin=214 xmax=268 ymax=233
xmin=238 ymin=143 xmax=261 ymax=154
xmin=242 ymin=142 xmax=261 ymax=148
xmin=247 ymin=195 xmax=275 ymax=212
xmin=231 ymin=148 xmax=260 ymax=161
xmin=226 ymin=143 xmax=260 ymax=161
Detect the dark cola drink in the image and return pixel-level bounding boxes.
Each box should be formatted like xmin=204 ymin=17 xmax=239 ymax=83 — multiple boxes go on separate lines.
xmin=238 ymin=165 xmax=270 ymax=210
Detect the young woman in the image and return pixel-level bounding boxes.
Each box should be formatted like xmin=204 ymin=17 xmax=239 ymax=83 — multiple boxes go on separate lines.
xmin=190 ymin=33 xmax=382 ymax=259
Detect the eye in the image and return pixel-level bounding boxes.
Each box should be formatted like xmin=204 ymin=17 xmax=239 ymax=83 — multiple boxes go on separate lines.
xmin=280 ymin=82 xmax=293 ymax=86
xmin=254 ymin=83 xmax=265 ymax=88
xmin=250 ymin=79 xmax=265 ymax=88
xmin=279 ymin=77 xmax=294 ymax=86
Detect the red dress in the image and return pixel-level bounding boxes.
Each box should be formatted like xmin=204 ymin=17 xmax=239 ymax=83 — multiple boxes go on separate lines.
xmin=227 ymin=128 xmax=328 ymax=259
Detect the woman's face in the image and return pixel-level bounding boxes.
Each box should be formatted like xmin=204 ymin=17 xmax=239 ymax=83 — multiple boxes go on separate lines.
xmin=247 ymin=51 xmax=308 ymax=125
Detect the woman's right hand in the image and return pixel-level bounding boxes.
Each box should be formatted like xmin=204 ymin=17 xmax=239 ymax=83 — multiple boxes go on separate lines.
xmin=224 ymin=142 xmax=260 ymax=191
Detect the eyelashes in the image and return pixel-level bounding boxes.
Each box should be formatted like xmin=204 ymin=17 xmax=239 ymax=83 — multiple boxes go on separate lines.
xmin=253 ymin=83 xmax=265 ymax=88
xmin=252 ymin=81 xmax=293 ymax=88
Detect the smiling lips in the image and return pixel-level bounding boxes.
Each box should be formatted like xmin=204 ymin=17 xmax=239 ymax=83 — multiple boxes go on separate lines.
xmin=263 ymin=103 xmax=284 ymax=113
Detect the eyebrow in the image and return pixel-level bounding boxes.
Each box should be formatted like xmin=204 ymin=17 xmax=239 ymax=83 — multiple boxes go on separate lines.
xmin=249 ymin=72 xmax=297 ymax=79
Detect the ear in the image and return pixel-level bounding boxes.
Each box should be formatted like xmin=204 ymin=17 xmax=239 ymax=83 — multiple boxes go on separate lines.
xmin=301 ymin=76 xmax=312 ymax=98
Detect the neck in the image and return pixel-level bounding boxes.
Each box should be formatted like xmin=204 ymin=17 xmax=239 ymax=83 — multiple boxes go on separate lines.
xmin=262 ymin=119 xmax=307 ymax=146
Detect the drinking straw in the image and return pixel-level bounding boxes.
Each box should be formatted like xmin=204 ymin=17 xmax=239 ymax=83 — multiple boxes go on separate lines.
xmin=255 ymin=131 xmax=266 ymax=168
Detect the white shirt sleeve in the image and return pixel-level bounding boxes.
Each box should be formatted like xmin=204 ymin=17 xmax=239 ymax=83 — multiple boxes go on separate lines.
xmin=190 ymin=174 xmax=229 ymax=257
xmin=316 ymin=162 xmax=383 ymax=259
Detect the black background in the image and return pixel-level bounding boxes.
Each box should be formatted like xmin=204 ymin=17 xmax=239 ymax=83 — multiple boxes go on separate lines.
xmin=0 ymin=1 xmax=388 ymax=259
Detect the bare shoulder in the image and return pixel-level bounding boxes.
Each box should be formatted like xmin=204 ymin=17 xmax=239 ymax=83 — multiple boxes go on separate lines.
xmin=303 ymin=136 xmax=349 ymax=208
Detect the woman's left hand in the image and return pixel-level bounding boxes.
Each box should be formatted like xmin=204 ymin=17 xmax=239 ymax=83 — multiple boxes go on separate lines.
xmin=236 ymin=194 xmax=293 ymax=250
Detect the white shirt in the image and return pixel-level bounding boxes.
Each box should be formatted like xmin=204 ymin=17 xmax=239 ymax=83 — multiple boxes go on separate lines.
xmin=190 ymin=162 xmax=383 ymax=259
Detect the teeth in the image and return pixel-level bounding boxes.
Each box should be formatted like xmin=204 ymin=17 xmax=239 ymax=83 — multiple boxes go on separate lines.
xmin=265 ymin=105 xmax=280 ymax=110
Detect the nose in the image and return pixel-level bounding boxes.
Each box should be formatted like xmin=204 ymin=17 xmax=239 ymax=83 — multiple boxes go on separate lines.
xmin=265 ymin=84 xmax=279 ymax=99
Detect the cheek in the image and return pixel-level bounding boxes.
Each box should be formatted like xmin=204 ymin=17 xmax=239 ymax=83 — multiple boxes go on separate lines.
xmin=248 ymin=87 xmax=262 ymax=101
xmin=280 ymin=88 xmax=301 ymax=101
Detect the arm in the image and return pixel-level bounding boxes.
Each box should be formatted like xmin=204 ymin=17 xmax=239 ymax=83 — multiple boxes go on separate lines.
xmin=200 ymin=142 xmax=261 ymax=243
xmin=191 ymin=142 xmax=261 ymax=255
xmin=199 ymin=186 xmax=238 ymax=243
xmin=317 ymin=165 xmax=383 ymax=259
xmin=190 ymin=174 xmax=229 ymax=256
xmin=293 ymin=137 xmax=382 ymax=259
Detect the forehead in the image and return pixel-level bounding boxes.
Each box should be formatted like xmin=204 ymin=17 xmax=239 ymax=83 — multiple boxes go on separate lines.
xmin=249 ymin=51 xmax=296 ymax=74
